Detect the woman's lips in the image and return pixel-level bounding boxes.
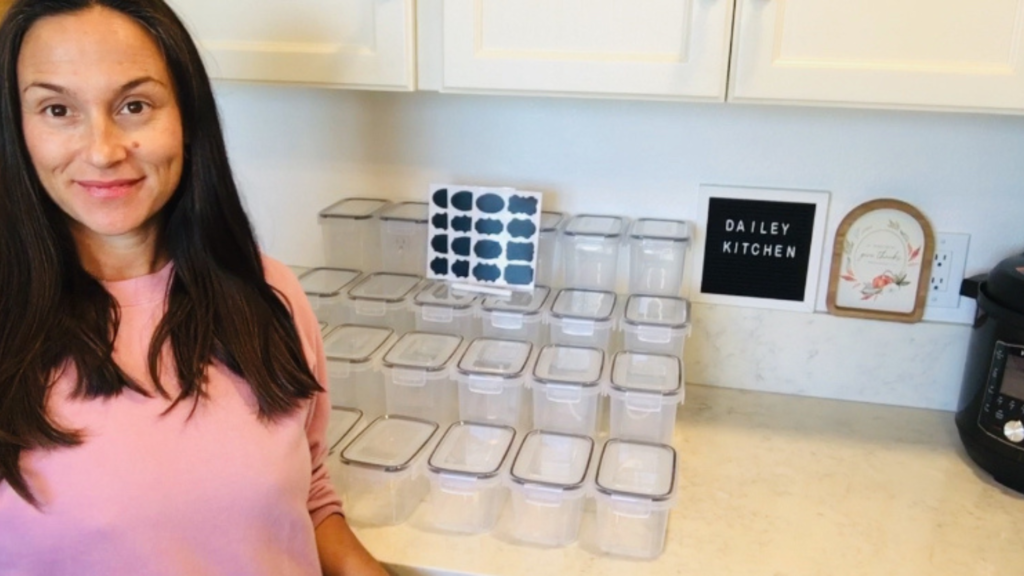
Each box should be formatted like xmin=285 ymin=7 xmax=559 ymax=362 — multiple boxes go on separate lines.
xmin=75 ymin=178 xmax=144 ymax=199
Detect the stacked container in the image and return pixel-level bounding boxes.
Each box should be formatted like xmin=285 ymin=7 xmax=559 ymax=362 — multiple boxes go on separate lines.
xmin=424 ymin=422 xmax=517 ymax=534
xmin=608 ymin=351 xmax=684 ymax=444
xmin=454 ymin=338 xmax=533 ymax=427
xmin=547 ymin=288 xmax=618 ymax=351
xmin=530 ymin=345 xmax=604 ymax=436
xmin=337 ymin=415 xmax=439 ymax=526
xmin=345 ymin=272 xmax=421 ymax=333
xmin=536 ymin=211 xmax=564 ymax=287
xmin=412 ymin=281 xmax=479 ymax=337
xmin=319 ymin=198 xmax=390 ymax=271
xmin=381 ymin=332 xmax=463 ymax=425
xmin=323 ymin=324 xmax=395 ymax=419
xmin=561 ymin=214 xmax=627 ymax=291
xmin=299 ymin=267 xmax=361 ymax=327
xmin=621 ymin=294 xmax=691 ymax=357
xmin=379 ymin=201 xmax=429 ymax=275
xmin=627 ymin=218 xmax=692 ymax=296
xmin=325 ymin=407 xmax=362 ymax=455
xmin=593 ymin=439 xmax=678 ymax=559
xmin=479 ymin=286 xmax=551 ymax=343
xmin=505 ymin=430 xmax=594 ymax=547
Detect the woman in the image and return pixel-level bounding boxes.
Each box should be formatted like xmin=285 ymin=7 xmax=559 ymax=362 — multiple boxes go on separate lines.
xmin=0 ymin=1 xmax=387 ymax=574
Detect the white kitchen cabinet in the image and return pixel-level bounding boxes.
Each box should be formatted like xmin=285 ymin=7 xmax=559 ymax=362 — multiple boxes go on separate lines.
xmin=436 ymin=0 xmax=735 ymax=101
xmin=729 ymin=0 xmax=1024 ymax=113
xmin=167 ymin=0 xmax=415 ymax=90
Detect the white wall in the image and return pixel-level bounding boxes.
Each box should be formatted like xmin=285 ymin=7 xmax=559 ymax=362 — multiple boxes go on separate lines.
xmin=212 ymin=83 xmax=1024 ymax=411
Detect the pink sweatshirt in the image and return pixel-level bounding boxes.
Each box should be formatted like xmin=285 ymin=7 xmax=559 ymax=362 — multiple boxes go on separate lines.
xmin=0 ymin=257 xmax=342 ymax=576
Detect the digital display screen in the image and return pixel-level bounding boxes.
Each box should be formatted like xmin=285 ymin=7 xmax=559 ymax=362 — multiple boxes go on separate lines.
xmin=1001 ymin=354 xmax=1024 ymax=401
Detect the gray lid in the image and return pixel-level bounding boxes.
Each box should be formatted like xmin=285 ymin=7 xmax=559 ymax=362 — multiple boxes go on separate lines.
xmin=610 ymin=351 xmax=682 ymax=395
xmin=629 ymin=218 xmax=691 ymax=242
xmin=624 ymin=295 xmax=691 ymax=328
xmin=481 ymin=286 xmax=550 ymax=315
xmin=550 ymin=288 xmax=617 ymax=321
xmin=457 ymin=338 xmax=533 ymax=379
xmin=540 ymin=211 xmax=564 ymax=232
xmin=340 ymin=415 xmax=438 ymax=472
xmin=532 ymin=345 xmax=604 ymax=387
xmin=324 ymin=324 xmax=393 ymax=363
xmin=300 ymin=267 xmax=361 ymax=297
xmin=379 ymin=201 xmax=429 ymax=223
xmin=563 ymin=214 xmax=626 ymax=238
xmin=595 ymin=439 xmax=676 ymax=501
xmin=326 ymin=407 xmax=362 ymax=452
xmin=383 ymin=332 xmax=463 ymax=371
xmin=427 ymin=422 xmax=516 ymax=479
xmin=319 ymin=197 xmax=389 ymax=220
xmin=414 ymin=281 xmax=479 ymax=310
xmin=510 ymin=430 xmax=594 ymax=489
xmin=348 ymin=272 xmax=421 ymax=302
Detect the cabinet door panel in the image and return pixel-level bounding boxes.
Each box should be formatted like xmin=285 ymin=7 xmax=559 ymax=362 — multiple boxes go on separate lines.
xmin=442 ymin=0 xmax=733 ymax=100
xmin=730 ymin=0 xmax=1024 ymax=112
xmin=168 ymin=0 xmax=415 ymax=90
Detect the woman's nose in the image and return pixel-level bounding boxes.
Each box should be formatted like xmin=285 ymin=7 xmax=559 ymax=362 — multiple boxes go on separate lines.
xmin=85 ymin=116 xmax=129 ymax=168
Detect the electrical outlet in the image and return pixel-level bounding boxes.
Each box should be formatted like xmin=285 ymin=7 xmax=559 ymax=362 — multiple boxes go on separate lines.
xmin=923 ymin=232 xmax=971 ymax=323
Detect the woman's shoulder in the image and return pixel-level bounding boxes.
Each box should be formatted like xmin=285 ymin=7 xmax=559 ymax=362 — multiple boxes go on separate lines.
xmin=260 ymin=255 xmax=303 ymax=297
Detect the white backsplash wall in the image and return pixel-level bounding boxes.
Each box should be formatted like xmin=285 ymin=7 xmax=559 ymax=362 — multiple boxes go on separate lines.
xmin=211 ymin=83 xmax=1024 ymax=411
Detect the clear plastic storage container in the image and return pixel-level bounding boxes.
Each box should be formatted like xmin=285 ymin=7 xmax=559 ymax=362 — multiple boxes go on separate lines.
xmin=379 ymin=201 xmax=429 ymax=275
xmin=608 ymin=351 xmax=684 ymax=444
xmin=561 ymin=214 xmax=626 ymax=291
xmin=547 ymin=288 xmax=618 ymax=351
xmin=628 ymin=218 xmax=692 ymax=296
xmin=454 ymin=338 xmax=533 ymax=427
xmin=337 ymin=415 xmax=439 ymax=526
xmin=424 ymin=422 xmax=516 ymax=534
xmin=412 ymin=281 xmax=479 ymax=338
xmin=345 ymin=272 xmax=421 ymax=333
xmin=300 ymin=267 xmax=361 ymax=327
xmin=505 ymin=430 xmax=594 ymax=547
xmin=621 ymin=294 xmax=691 ymax=357
xmin=324 ymin=324 xmax=394 ymax=418
xmin=382 ymin=332 xmax=463 ymax=425
xmin=325 ymin=407 xmax=362 ymax=455
xmin=536 ymin=212 xmax=564 ymax=287
xmin=530 ymin=345 xmax=605 ymax=436
xmin=479 ymin=286 xmax=551 ymax=344
xmin=319 ymin=198 xmax=390 ymax=271
xmin=593 ymin=439 xmax=678 ymax=559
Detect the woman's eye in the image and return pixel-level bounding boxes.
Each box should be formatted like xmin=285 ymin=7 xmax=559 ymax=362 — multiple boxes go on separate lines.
xmin=122 ymin=101 xmax=147 ymax=114
xmin=45 ymin=104 xmax=69 ymax=117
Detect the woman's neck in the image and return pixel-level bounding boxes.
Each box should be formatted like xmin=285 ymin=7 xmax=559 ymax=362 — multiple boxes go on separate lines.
xmin=71 ymin=221 xmax=169 ymax=282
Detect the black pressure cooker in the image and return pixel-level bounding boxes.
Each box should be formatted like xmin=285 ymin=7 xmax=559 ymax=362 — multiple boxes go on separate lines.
xmin=956 ymin=253 xmax=1024 ymax=493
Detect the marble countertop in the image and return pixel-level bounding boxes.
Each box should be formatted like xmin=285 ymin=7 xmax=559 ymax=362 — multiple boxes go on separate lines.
xmin=334 ymin=384 xmax=1024 ymax=576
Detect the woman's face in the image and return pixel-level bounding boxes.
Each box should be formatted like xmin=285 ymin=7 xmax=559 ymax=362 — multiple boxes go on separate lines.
xmin=17 ymin=6 xmax=183 ymax=248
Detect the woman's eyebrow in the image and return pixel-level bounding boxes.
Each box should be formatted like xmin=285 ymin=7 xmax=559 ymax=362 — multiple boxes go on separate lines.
xmin=22 ymin=76 xmax=166 ymax=97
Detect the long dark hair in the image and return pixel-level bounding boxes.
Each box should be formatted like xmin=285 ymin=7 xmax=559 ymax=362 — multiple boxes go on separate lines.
xmin=0 ymin=0 xmax=322 ymax=506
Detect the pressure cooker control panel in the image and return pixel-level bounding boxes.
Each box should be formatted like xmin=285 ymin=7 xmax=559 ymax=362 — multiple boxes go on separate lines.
xmin=978 ymin=341 xmax=1024 ymax=449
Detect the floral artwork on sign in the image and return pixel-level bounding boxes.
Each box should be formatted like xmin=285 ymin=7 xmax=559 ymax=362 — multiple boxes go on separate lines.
xmin=827 ymin=199 xmax=934 ymax=322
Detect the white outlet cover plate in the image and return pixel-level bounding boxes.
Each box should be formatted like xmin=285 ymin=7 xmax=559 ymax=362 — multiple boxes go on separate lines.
xmin=922 ymin=232 xmax=973 ymax=324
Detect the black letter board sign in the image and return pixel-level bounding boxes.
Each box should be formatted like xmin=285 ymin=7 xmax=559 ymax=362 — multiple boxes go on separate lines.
xmin=693 ymin=186 xmax=829 ymax=312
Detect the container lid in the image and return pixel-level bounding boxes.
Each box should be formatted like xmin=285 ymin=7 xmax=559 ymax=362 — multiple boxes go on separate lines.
xmin=984 ymin=254 xmax=1024 ymax=314
xmin=481 ymin=286 xmax=550 ymax=315
xmin=624 ymin=295 xmax=691 ymax=328
xmin=324 ymin=324 xmax=394 ymax=363
xmin=318 ymin=321 xmax=329 ymax=334
xmin=383 ymin=332 xmax=463 ymax=371
xmin=379 ymin=201 xmax=428 ymax=223
xmin=289 ymin=264 xmax=311 ymax=278
xmin=540 ymin=211 xmax=564 ymax=232
xmin=348 ymin=272 xmax=421 ymax=302
xmin=533 ymin=345 xmax=604 ymax=387
xmin=457 ymin=338 xmax=533 ymax=378
xmin=563 ymin=214 xmax=626 ymax=238
xmin=428 ymin=422 xmax=516 ymax=479
xmin=550 ymin=288 xmax=617 ymax=321
xmin=510 ymin=430 xmax=594 ymax=489
xmin=414 ymin=281 xmax=479 ymax=310
xmin=629 ymin=218 xmax=691 ymax=242
xmin=610 ymin=351 xmax=682 ymax=395
xmin=595 ymin=439 xmax=676 ymax=501
xmin=340 ymin=415 xmax=438 ymax=472
xmin=326 ymin=407 xmax=362 ymax=452
xmin=319 ymin=197 xmax=389 ymax=220
xmin=300 ymin=267 xmax=361 ymax=298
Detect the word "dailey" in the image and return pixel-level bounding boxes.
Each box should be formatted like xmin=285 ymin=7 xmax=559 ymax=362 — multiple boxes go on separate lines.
xmin=725 ymin=220 xmax=791 ymax=235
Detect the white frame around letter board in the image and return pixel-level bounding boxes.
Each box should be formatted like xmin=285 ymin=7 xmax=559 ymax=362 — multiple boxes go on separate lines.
xmin=691 ymin=185 xmax=830 ymax=313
